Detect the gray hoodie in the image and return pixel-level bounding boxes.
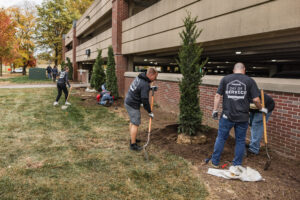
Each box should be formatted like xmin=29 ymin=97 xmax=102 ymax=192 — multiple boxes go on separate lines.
xmin=125 ymin=72 xmax=151 ymax=113
xmin=57 ymin=71 xmax=70 ymax=87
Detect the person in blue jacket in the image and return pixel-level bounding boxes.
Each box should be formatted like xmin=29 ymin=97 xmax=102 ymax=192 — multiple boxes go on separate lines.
xmin=99 ymin=84 xmax=113 ymax=106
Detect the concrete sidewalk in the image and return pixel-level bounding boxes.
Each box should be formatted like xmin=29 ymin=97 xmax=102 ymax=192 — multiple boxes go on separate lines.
xmin=0 ymin=83 xmax=90 ymax=89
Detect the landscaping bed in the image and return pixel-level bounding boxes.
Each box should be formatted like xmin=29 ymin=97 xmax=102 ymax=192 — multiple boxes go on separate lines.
xmin=108 ymin=96 xmax=300 ymax=200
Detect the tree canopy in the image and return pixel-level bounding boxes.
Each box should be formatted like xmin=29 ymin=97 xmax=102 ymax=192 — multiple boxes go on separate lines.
xmin=35 ymin=0 xmax=93 ymax=65
xmin=8 ymin=6 xmax=36 ymax=74
xmin=0 ymin=9 xmax=16 ymax=76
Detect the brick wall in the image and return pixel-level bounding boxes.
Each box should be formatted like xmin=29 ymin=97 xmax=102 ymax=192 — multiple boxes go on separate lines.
xmin=112 ymin=0 xmax=128 ymax=96
xmin=125 ymin=77 xmax=300 ymax=160
xmin=72 ymin=22 xmax=78 ymax=81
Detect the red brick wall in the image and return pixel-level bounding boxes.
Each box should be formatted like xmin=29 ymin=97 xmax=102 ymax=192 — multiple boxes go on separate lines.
xmin=125 ymin=77 xmax=300 ymax=160
xmin=72 ymin=24 xmax=78 ymax=81
xmin=62 ymin=38 xmax=66 ymax=62
xmin=112 ymin=0 xmax=128 ymax=96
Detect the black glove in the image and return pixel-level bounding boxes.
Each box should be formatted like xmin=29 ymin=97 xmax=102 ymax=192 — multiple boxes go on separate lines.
xmin=212 ymin=110 xmax=218 ymax=120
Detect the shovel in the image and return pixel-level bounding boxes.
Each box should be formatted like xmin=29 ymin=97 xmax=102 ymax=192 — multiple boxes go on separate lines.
xmin=143 ymin=85 xmax=158 ymax=161
xmin=261 ymin=89 xmax=271 ymax=170
xmin=61 ymin=86 xmax=72 ymax=110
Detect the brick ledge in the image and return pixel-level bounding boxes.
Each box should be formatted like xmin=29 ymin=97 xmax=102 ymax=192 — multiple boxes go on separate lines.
xmin=124 ymin=72 xmax=300 ymax=94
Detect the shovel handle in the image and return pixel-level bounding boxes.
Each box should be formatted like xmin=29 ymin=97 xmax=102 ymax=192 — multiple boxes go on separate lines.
xmin=261 ymin=89 xmax=267 ymax=144
xmin=66 ymin=86 xmax=72 ymax=102
xmin=148 ymin=88 xmax=154 ymax=133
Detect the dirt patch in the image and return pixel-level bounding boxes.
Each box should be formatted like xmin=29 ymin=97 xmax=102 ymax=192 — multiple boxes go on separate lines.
xmin=73 ymin=89 xmax=300 ymax=200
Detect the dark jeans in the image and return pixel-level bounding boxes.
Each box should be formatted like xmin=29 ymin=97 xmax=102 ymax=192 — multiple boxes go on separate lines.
xmin=56 ymin=83 xmax=68 ymax=102
xmin=211 ymin=115 xmax=248 ymax=166
xmin=53 ymin=74 xmax=57 ymax=82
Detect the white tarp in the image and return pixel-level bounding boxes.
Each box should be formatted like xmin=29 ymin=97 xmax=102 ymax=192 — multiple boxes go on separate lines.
xmin=207 ymin=166 xmax=264 ymax=182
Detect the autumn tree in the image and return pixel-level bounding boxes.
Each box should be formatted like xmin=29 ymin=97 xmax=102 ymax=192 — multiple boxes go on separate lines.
xmin=36 ymin=0 xmax=93 ymax=65
xmin=9 ymin=5 xmax=36 ymax=75
xmin=36 ymin=0 xmax=75 ymax=66
xmin=0 ymin=9 xmax=16 ymax=76
xmin=66 ymin=0 xmax=94 ymax=19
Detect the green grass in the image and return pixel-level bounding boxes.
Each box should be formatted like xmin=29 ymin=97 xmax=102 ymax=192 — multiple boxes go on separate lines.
xmin=0 ymin=75 xmax=52 ymax=84
xmin=0 ymin=88 xmax=207 ymax=199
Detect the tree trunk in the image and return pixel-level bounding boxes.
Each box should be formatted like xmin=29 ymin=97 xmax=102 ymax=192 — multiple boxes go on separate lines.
xmin=0 ymin=57 xmax=2 ymax=77
xmin=22 ymin=64 xmax=27 ymax=75
xmin=55 ymin=47 xmax=58 ymax=66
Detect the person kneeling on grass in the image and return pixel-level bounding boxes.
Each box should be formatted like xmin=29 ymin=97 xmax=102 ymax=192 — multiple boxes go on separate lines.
xmin=53 ymin=67 xmax=71 ymax=106
xmin=99 ymin=91 xmax=114 ymax=107
xmin=124 ymin=68 xmax=158 ymax=151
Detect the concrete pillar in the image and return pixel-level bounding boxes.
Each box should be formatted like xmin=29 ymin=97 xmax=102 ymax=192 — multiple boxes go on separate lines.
xmin=112 ymin=0 xmax=128 ymax=97
xmin=128 ymin=55 xmax=134 ymax=71
xmin=72 ymin=20 xmax=78 ymax=81
xmin=62 ymin=34 xmax=66 ymax=62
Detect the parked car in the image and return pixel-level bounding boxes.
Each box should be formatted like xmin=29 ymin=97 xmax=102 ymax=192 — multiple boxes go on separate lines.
xmin=13 ymin=68 xmax=23 ymax=73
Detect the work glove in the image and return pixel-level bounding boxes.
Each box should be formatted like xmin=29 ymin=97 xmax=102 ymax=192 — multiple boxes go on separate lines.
xmin=148 ymin=112 xmax=154 ymax=119
xmin=259 ymin=108 xmax=268 ymax=114
xmin=212 ymin=110 xmax=218 ymax=120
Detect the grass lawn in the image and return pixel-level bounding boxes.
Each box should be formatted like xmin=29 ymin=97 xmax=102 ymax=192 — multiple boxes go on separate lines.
xmin=0 ymin=88 xmax=207 ymax=199
xmin=0 ymin=75 xmax=52 ymax=84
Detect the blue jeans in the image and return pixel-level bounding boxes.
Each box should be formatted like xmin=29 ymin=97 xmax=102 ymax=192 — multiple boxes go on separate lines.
xmin=99 ymin=95 xmax=113 ymax=105
xmin=48 ymin=73 xmax=52 ymax=79
xmin=212 ymin=116 xmax=248 ymax=166
xmin=249 ymin=112 xmax=272 ymax=154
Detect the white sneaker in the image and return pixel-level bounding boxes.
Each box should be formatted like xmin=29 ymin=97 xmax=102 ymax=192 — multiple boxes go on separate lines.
xmin=53 ymin=101 xmax=59 ymax=106
xmin=65 ymin=101 xmax=71 ymax=105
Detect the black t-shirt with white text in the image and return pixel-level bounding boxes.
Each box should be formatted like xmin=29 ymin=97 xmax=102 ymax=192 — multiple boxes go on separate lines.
xmin=217 ymin=73 xmax=259 ymax=122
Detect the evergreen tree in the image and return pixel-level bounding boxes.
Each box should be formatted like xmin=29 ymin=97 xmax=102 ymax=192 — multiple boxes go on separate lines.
xmin=91 ymin=50 xmax=105 ymax=91
xmin=106 ymin=46 xmax=119 ymax=98
xmin=66 ymin=57 xmax=73 ymax=80
xmin=177 ymin=13 xmax=208 ymax=136
xmin=61 ymin=60 xmax=66 ymax=71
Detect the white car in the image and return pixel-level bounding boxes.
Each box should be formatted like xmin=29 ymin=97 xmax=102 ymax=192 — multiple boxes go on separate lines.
xmin=14 ymin=68 xmax=23 ymax=73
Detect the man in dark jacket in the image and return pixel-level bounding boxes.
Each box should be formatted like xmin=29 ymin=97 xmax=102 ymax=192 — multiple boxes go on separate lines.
xmin=248 ymin=93 xmax=275 ymax=154
xmin=46 ymin=65 xmax=52 ymax=79
xmin=53 ymin=67 xmax=71 ymax=106
xmin=125 ymin=68 xmax=158 ymax=151
xmin=210 ymin=63 xmax=267 ymax=167
xmin=52 ymin=65 xmax=58 ymax=82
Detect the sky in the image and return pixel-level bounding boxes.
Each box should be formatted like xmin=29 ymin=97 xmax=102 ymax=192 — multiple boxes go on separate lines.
xmin=0 ymin=0 xmax=43 ymax=8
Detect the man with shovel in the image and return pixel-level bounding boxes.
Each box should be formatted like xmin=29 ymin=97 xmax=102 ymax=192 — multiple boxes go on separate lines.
xmin=125 ymin=68 xmax=158 ymax=151
xmin=247 ymin=93 xmax=275 ymax=155
xmin=210 ymin=62 xmax=268 ymax=168
xmin=53 ymin=66 xmax=71 ymax=106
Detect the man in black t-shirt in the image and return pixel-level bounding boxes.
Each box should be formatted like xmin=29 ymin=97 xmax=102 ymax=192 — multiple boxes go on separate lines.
xmin=209 ymin=63 xmax=267 ymax=167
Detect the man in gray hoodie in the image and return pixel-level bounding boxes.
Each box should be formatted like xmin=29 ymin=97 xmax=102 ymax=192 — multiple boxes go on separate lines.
xmin=125 ymin=68 xmax=158 ymax=151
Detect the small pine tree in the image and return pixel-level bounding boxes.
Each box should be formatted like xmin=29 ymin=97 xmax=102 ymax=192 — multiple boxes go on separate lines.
xmin=106 ymin=46 xmax=119 ymax=98
xmin=177 ymin=13 xmax=208 ymax=136
xmin=61 ymin=61 xmax=66 ymax=71
xmin=66 ymin=57 xmax=73 ymax=80
xmin=91 ymin=50 xmax=106 ymax=91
